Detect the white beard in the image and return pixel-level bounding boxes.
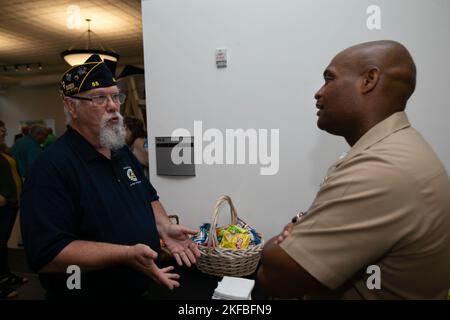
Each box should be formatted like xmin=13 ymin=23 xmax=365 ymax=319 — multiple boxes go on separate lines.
xmin=99 ymin=112 xmax=126 ymax=151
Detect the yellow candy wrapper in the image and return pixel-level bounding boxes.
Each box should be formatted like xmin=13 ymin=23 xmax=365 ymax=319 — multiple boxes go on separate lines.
xmin=219 ymin=231 xmax=251 ymax=249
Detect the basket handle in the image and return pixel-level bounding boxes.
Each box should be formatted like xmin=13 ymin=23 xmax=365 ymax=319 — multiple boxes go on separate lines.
xmin=207 ymin=195 xmax=238 ymax=248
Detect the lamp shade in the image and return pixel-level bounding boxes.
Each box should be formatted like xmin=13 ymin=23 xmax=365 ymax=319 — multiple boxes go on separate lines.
xmin=61 ymin=49 xmax=119 ymax=66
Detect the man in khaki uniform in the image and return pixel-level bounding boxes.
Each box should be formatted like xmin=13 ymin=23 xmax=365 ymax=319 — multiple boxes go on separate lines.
xmin=257 ymin=40 xmax=450 ymax=299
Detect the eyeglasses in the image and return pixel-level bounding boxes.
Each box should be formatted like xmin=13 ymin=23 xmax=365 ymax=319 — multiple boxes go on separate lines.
xmin=70 ymin=92 xmax=127 ymax=106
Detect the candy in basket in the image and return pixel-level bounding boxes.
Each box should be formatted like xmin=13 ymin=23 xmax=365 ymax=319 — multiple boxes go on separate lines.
xmin=193 ymin=195 xmax=264 ymax=277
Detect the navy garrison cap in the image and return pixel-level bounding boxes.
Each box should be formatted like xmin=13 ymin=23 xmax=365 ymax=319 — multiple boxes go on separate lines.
xmin=60 ymin=55 xmax=117 ymax=96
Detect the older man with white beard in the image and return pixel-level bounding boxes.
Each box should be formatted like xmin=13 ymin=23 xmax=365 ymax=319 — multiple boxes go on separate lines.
xmin=20 ymin=55 xmax=201 ymax=299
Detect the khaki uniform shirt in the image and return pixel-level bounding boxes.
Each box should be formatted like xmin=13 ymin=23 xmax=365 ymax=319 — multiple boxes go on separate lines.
xmin=280 ymin=112 xmax=450 ymax=299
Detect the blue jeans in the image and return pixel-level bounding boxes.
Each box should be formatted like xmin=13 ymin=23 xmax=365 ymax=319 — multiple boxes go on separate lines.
xmin=0 ymin=204 xmax=18 ymax=279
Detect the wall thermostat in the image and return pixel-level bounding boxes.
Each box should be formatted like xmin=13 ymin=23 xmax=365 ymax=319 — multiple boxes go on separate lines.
xmin=215 ymin=48 xmax=228 ymax=68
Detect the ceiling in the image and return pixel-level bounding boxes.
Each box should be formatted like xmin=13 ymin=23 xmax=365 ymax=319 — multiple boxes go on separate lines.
xmin=0 ymin=0 xmax=144 ymax=86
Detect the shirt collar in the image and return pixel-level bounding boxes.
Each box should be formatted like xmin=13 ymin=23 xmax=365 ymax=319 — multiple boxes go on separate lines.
xmin=334 ymin=111 xmax=411 ymax=168
xmin=65 ymin=126 xmax=126 ymax=162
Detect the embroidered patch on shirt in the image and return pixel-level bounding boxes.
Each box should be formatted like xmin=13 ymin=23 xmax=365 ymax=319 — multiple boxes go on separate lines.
xmin=123 ymin=166 xmax=142 ymax=187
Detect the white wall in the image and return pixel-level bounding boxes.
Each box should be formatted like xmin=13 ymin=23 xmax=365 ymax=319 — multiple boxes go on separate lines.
xmin=142 ymin=0 xmax=450 ymax=238
xmin=0 ymin=84 xmax=65 ymax=147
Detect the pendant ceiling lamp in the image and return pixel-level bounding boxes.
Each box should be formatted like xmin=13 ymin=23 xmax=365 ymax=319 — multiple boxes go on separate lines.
xmin=61 ymin=19 xmax=119 ymax=66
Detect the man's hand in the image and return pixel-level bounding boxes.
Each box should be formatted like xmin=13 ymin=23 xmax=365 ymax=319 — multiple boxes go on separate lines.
xmin=151 ymin=201 xmax=201 ymax=267
xmin=159 ymin=224 xmax=201 ymax=267
xmin=274 ymin=222 xmax=294 ymax=245
xmin=0 ymin=194 xmax=7 ymax=207
xmin=126 ymin=244 xmax=180 ymax=290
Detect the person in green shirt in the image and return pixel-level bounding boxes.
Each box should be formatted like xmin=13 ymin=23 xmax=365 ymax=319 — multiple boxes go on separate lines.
xmin=42 ymin=128 xmax=56 ymax=149
xmin=11 ymin=125 xmax=48 ymax=178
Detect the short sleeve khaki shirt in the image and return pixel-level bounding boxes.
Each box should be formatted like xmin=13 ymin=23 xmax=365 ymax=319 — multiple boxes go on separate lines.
xmin=281 ymin=112 xmax=450 ymax=299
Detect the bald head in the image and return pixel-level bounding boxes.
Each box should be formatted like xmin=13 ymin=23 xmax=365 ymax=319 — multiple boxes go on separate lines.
xmin=314 ymin=40 xmax=417 ymax=145
xmin=334 ymin=40 xmax=417 ymax=109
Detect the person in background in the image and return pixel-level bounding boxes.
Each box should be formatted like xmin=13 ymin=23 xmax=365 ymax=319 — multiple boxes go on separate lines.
xmin=0 ymin=120 xmax=27 ymax=300
xmin=257 ymin=40 xmax=450 ymax=300
xmin=20 ymin=55 xmax=200 ymax=299
xmin=14 ymin=126 xmax=29 ymax=143
xmin=124 ymin=116 xmax=149 ymax=176
xmin=42 ymin=128 xmax=56 ymax=149
xmin=11 ymin=125 xmax=48 ymax=178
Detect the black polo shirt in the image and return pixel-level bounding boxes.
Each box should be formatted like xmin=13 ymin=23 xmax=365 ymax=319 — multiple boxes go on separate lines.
xmin=21 ymin=126 xmax=161 ymax=299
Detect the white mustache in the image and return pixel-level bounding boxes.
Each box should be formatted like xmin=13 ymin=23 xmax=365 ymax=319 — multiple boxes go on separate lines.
xmin=101 ymin=112 xmax=123 ymax=126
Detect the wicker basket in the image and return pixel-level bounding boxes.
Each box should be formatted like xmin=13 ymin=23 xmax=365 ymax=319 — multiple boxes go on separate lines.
xmin=196 ymin=195 xmax=264 ymax=277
